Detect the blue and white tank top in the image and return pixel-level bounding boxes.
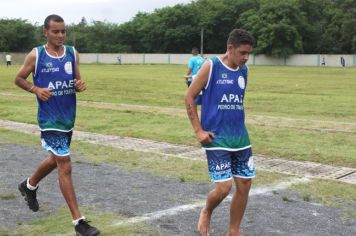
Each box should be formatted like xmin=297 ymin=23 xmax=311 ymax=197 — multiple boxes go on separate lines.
xmin=201 ymin=56 xmax=251 ymax=150
xmin=33 ymin=45 xmax=76 ymax=132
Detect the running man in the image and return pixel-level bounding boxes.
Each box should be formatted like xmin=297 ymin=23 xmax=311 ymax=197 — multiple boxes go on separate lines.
xmin=185 ymin=29 xmax=255 ymax=236
xmin=14 ymin=14 xmax=100 ymax=236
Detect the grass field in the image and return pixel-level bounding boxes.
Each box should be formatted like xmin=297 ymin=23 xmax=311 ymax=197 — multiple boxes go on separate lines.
xmin=0 ymin=64 xmax=355 ymax=234
xmin=11 ymin=207 xmax=157 ymax=236
xmin=0 ymin=64 xmax=355 ymax=167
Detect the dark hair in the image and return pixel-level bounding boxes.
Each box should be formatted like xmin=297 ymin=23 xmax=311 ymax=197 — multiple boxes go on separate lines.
xmin=192 ymin=47 xmax=199 ymax=54
xmin=227 ymin=29 xmax=255 ymax=47
xmin=44 ymin=14 xmax=64 ymax=29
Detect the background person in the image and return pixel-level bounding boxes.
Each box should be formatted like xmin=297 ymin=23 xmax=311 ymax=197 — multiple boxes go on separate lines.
xmin=185 ymin=47 xmax=205 ymax=105
xmin=185 ymin=47 xmax=205 ymax=87
xmin=6 ymin=53 xmax=12 ymax=67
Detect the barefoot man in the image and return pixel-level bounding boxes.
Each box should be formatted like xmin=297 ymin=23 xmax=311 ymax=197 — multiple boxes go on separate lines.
xmin=185 ymin=29 xmax=255 ymax=236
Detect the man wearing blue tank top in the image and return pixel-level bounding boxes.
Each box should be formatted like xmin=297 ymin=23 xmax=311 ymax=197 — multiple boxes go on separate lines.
xmin=185 ymin=29 xmax=255 ymax=236
xmin=15 ymin=15 xmax=100 ymax=236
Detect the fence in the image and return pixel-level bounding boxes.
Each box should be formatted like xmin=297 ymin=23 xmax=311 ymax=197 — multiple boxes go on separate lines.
xmin=2 ymin=52 xmax=355 ymax=67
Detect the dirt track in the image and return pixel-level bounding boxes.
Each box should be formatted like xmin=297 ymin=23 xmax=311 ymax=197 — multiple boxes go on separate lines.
xmin=0 ymin=143 xmax=355 ymax=235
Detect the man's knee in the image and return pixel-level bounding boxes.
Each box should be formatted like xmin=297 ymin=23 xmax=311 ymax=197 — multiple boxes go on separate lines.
xmin=215 ymin=181 xmax=232 ymax=199
xmin=48 ymin=156 xmax=58 ymax=167
xmin=235 ymin=178 xmax=252 ymax=193
xmin=55 ymin=156 xmax=72 ymax=175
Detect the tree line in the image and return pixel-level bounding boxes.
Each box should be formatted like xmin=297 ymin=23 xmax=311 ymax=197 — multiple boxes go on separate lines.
xmin=1 ymin=0 xmax=355 ymax=57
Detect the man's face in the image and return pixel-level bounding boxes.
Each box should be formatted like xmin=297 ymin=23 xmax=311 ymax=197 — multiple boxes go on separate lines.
xmin=44 ymin=21 xmax=66 ymax=47
xmin=229 ymin=44 xmax=253 ymax=66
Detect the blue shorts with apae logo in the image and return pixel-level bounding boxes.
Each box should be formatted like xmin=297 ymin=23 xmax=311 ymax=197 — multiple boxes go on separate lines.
xmin=206 ymin=147 xmax=255 ymax=182
xmin=41 ymin=130 xmax=73 ymax=157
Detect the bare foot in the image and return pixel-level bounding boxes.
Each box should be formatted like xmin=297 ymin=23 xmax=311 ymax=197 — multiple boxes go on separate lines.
xmin=226 ymin=229 xmax=243 ymax=236
xmin=197 ymin=208 xmax=211 ymax=236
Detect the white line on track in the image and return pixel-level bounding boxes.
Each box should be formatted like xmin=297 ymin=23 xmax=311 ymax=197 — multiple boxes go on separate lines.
xmin=113 ymin=177 xmax=310 ymax=226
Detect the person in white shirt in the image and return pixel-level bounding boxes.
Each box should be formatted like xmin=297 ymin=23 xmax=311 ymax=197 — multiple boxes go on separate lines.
xmin=6 ymin=54 xmax=12 ymax=67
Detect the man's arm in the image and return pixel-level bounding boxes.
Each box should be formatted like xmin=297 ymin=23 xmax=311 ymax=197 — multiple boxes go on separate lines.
xmin=184 ymin=60 xmax=214 ymax=144
xmin=14 ymin=49 xmax=52 ymax=101
xmin=184 ymin=57 xmax=194 ymax=84
xmin=185 ymin=68 xmax=193 ymax=77
xmin=73 ymin=49 xmax=86 ymax=92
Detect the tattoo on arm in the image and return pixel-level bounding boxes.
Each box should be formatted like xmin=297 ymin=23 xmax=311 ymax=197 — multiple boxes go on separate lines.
xmin=186 ymin=104 xmax=195 ymax=121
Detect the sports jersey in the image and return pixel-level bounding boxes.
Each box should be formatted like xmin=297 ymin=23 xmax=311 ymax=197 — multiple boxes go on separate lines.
xmin=188 ymin=55 xmax=205 ymax=82
xmin=33 ymin=45 xmax=76 ymax=132
xmin=201 ymin=56 xmax=251 ymax=150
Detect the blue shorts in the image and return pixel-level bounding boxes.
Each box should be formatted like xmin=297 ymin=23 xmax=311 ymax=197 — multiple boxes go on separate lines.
xmin=41 ymin=131 xmax=73 ymax=157
xmin=206 ymin=148 xmax=255 ymax=182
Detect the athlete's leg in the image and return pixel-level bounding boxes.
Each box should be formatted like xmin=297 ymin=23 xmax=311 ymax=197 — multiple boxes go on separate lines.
xmin=55 ymin=155 xmax=81 ymax=220
xmin=227 ymin=177 xmax=252 ymax=236
xmin=227 ymin=148 xmax=255 ymax=236
xmin=56 ymin=155 xmax=100 ymax=235
xmin=199 ymin=150 xmax=234 ymax=236
xmin=198 ymin=180 xmax=232 ymax=236
xmin=29 ymin=154 xmax=57 ymax=186
xmin=19 ymin=153 xmax=57 ymax=212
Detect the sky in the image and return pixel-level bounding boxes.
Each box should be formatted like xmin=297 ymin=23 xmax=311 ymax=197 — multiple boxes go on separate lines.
xmin=0 ymin=0 xmax=193 ymax=25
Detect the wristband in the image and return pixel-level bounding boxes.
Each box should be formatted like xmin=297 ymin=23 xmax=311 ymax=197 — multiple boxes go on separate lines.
xmin=28 ymin=85 xmax=35 ymax=92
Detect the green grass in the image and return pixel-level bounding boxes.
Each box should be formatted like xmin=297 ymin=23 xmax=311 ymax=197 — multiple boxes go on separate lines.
xmin=3 ymin=65 xmax=355 ymax=119
xmin=1 ymin=94 xmax=355 ymax=167
xmin=0 ymin=229 xmax=10 ymax=236
xmin=292 ymin=179 xmax=356 ymax=208
xmin=0 ymin=128 xmax=288 ymax=186
xmin=1 ymin=65 xmax=356 ymax=168
xmin=13 ymin=207 xmax=157 ymax=236
xmin=0 ymin=192 xmax=17 ymax=200
xmin=1 ymin=64 xmax=355 ymax=236
xmin=249 ymin=125 xmax=356 ymax=167
xmin=247 ymin=66 xmax=356 ymax=121
xmin=292 ymin=179 xmax=356 ymax=219
xmin=0 ymin=129 xmax=355 ymax=234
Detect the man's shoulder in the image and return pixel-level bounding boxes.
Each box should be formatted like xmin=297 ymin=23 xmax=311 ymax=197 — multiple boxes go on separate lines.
xmin=34 ymin=45 xmax=44 ymax=50
xmin=191 ymin=55 xmax=204 ymax=62
xmin=209 ymin=56 xmax=219 ymax=64
xmin=26 ymin=48 xmax=38 ymax=61
xmin=64 ymin=45 xmax=75 ymax=53
xmin=33 ymin=45 xmax=45 ymax=56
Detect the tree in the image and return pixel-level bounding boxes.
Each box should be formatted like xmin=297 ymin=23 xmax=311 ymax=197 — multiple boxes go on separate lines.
xmin=320 ymin=0 xmax=356 ymax=53
xmin=239 ymin=0 xmax=304 ymax=57
xmin=0 ymin=19 xmax=37 ymax=52
xmin=297 ymin=0 xmax=326 ymax=53
xmin=1 ymin=0 xmax=355 ymax=54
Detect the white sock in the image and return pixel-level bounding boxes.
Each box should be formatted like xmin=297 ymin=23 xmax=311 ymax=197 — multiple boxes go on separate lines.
xmin=26 ymin=178 xmax=38 ymax=190
xmin=72 ymin=216 xmax=86 ymax=226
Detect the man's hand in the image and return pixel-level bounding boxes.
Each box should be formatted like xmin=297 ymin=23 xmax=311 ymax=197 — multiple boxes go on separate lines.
xmin=74 ymin=79 xmax=86 ymax=92
xmin=184 ymin=75 xmax=191 ymax=85
xmin=33 ymin=87 xmax=52 ymax=101
xmin=196 ymin=130 xmax=214 ymax=145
